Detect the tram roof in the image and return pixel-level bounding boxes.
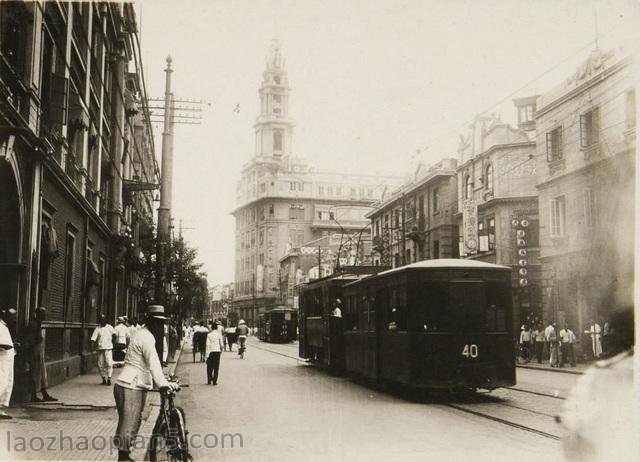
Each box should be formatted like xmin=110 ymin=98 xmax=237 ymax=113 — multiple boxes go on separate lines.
xmin=377 ymin=259 xmax=511 ymax=276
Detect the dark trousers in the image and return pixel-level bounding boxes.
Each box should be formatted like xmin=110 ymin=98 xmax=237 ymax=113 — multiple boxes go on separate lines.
xmin=560 ymin=343 xmax=575 ymax=366
xmin=206 ymin=352 xmax=221 ymax=384
xmin=535 ymin=342 xmax=544 ymax=363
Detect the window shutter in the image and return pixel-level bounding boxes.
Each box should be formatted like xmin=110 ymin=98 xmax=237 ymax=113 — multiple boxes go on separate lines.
xmin=580 ymin=114 xmax=587 ymax=148
xmin=49 ymin=73 xmax=69 ymax=127
xmin=546 ymin=132 xmax=553 ymax=161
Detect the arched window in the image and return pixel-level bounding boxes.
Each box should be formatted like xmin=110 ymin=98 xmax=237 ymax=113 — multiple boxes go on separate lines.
xmin=465 ymin=175 xmax=473 ymax=200
xmin=485 ymin=164 xmax=494 ymax=191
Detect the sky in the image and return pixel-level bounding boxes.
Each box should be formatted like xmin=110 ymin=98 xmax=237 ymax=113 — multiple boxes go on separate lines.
xmin=138 ymin=0 xmax=639 ymax=286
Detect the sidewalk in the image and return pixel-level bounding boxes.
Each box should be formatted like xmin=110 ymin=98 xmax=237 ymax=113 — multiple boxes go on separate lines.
xmin=0 ymin=345 xmax=183 ymax=461
xmin=516 ymin=360 xmax=589 ymax=375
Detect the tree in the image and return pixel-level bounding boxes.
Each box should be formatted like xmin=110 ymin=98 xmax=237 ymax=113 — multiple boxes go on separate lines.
xmin=167 ymin=236 xmax=209 ymax=320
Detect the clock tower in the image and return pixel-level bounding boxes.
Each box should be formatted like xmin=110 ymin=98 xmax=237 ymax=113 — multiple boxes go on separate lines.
xmin=254 ymin=40 xmax=294 ymax=160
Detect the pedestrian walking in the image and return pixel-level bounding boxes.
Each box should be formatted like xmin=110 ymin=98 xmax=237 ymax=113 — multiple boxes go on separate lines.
xmin=24 ymin=307 xmax=57 ymax=402
xmin=519 ymin=324 xmax=532 ymax=362
xmin=168 ymin=321 xmax=178 ymax=361
xmin=113 ymin=317 xmax=129 ymax=365
xmin=113 ymin=305 xmax=179 ymax=462
xmin=91 ymin=315 xmax=116 ymax=385
xmin=546 ymin=322 xmax=559 ymax=367
xmin=584 ymin=319 xmax=603 ymax=359
xmin=0 ymin=308 xmax=17 ymax=419
xmin=206 ymin=321 xmax=224 ymax=385
xmin=225 ymin=325 xmax=237 ymax=351
xmin=559 ymin=324 xmax=576 ymax=367
xmin=533 ymin=323 xmax=545 ymax=364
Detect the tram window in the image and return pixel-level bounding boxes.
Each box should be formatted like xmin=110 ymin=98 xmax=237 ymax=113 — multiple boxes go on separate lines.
xmin=486 ymin=281 xmax=509 ymax=331
xmin=415 ymin=280 xmax=451 ymax=332
xmin=449 ymin=281 xmax=486 ymax=332
xmin=387 ymin=286 xmax=407 ymax=331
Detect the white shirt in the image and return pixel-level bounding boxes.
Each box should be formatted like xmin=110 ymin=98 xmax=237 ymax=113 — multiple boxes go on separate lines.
xmin=519 ymin=330 xmax=532 ymax=343
xmin=0 ymin=320 xmax=14 ymax=357
xmin=91 ymin=324 xmax=115 ymax=350
xmin=332 ymin=307 xmax=342 ymax=318
xmin=127 ymin=324 xmax=139 ymax=341
xmin=116 ymin=327 xmax=170 ymax=391
xmin=560 ymin=329 xmax=576 ymax=343
xmin=544 ymin=325 xmax=556 ymax=341
xmin=206 ymin=329 xmax=224 ymax=353
xmin=114 ymin=323 xmax=129 ymax=345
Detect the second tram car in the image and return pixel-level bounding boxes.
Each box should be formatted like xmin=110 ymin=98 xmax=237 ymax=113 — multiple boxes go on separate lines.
xmin=258 ymin=308 xmax=298 ymax=343
xmin=298 ymin=259 xmax=516 ymax=390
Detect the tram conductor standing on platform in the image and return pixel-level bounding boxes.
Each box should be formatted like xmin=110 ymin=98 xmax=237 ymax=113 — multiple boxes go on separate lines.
xmin=332 ymin=299 xmax=343 ymax=318
xmin=113 ymin=305 xmax=179 ymax=462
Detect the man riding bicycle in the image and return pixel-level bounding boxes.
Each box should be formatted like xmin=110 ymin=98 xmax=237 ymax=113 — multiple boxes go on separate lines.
xmin=113 ymin=305 xmax=179 ymax=461
xmin=236 ymin=320 xmax=249 ymax=356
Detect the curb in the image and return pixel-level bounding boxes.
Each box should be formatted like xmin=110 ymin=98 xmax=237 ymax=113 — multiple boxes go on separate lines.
xmin=133 ymin=344 xmax=184 ymax=462
xmin=516 ymin=364 xmax=584 ymax=375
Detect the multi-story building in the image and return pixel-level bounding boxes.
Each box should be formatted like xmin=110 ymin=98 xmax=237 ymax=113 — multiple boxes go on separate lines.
xmin=534 ymin=48 xmax=635 ymax=334
xmin=0 ymin=1 xmax=157 ymax=394
xmin=208 ymin=283 xmax=233 ymax=321
xmin=368 ymin=158 xmax=459 ymax=267
xmin=456 ymin=104 xmax=539 ymax=328
xmin=231 ymin=41 xmax=400 ymax=325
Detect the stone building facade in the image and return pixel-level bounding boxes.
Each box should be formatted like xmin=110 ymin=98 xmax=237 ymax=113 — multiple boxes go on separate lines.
xmin=534 ymin=49 xmax=635 ymax=335
xmin=231 ymin=41 xmax=400 ymax=325
xmin=368 ymin=158 xmax=459 ymax=267
xmin=0 ymin=1 xmax=157 ymax=394
xmin=456 ymin=103 xmax=540 ymax=329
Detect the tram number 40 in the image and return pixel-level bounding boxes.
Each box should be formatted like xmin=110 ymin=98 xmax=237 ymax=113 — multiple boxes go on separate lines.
xmin=461 ymin=344 xmax=479 ymax=358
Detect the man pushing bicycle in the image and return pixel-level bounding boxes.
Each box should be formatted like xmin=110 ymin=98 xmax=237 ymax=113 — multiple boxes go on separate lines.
xmin=113 ymin=305 xmax=180 ymax=461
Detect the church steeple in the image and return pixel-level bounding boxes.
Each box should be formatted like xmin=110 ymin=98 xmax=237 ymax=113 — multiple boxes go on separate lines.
xmin=254 ymin=40 xmax=293 ymax=159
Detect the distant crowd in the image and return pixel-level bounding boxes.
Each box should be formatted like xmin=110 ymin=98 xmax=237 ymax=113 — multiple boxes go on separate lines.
xmin=518 ymin=314 xmax=631 ymax=368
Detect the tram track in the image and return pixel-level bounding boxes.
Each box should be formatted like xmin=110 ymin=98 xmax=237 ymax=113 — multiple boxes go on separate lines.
xmin=506 ymin=386 xmax=566 ymax=400
xmin=254 ymin=341 xmax=563 ymax=441
xmin=441 ymin=403 xmax=561 ymax=440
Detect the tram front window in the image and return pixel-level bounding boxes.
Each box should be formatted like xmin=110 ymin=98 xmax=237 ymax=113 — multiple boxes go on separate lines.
xmin=415 ymin=278 xmax=504 ymax=333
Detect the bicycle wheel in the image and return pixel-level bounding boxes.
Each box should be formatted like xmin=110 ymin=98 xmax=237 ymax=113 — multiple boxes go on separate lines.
xmin=168 ymin=406 xmax=190 ymax=462
xmin=149 ymin=422 xmax=171 ymax=462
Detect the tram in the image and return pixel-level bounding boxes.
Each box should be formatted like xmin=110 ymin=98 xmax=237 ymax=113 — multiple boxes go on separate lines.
xmin=298 ymin=259 xmax=516 ymax=390
xmin=257 ymin=308 xmax=298 ymax=343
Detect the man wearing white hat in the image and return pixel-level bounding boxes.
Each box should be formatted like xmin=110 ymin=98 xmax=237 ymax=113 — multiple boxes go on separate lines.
xmin=113 ymin=316 xmax=129 ymax=366
xmin=113 ymin=305 xmax=179 ymax=461
xmin=236 ymin=320 xmax=249 ymax=356
xmin=332 ymin=299 xmax=343 ymax=318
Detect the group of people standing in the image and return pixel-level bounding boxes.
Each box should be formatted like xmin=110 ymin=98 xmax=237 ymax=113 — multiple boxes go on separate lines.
xmin=0 ymin=306 xmax=59 ymax=419
xmin=519 ymin=319 xmax=609 ymax=367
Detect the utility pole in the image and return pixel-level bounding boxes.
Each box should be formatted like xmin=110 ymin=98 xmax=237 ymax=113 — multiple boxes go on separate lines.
xmin=152 ymin=56 xmax=206 ymax=306
xmin=156 ymin=56 xmax=174 ymax=306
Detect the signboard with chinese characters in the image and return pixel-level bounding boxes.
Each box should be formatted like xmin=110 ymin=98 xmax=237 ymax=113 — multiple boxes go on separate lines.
xmin=462 ymin=199 xmax=479 ymax=255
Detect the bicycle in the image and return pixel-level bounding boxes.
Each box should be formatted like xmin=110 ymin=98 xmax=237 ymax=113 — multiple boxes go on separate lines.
xmin=238 ymin=337 xmax=247 ymax=359
xmin=149 ymin=377 xmax=191 ymax=462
